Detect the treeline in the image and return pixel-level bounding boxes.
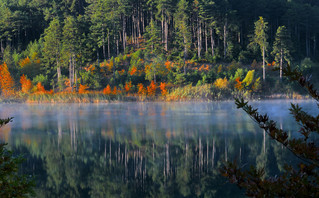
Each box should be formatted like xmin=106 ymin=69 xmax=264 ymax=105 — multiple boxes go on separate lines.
xmin=0 ymin=0 xmax=318 ymax=98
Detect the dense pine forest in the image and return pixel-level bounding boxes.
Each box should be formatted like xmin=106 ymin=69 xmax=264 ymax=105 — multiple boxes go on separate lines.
xmin=0 ymin=0 xmax=319 ymax=102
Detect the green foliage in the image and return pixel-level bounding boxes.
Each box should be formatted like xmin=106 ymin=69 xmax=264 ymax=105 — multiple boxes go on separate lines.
xmin=174 ymin=0 xmax=191 ymax=61
xmin=233 ymin=68 xmax=244 ymax=80
xmin=32 ymin=74 xmax=48 ymax=87
xmin=272 ymin=26 xmax=292 ymax=64
xmin=79 ymin=70 xmax=101 ymax=90
xmin=249 ymin=16 xmax=268 ymax=80
xmin=299 ymin=57 xmax=314 ymax=72
xmin=42 ymin=17 xmax=62 ymax=87
xmin=0 ymin=0 xmax=318 ymax=100
xmin=166 ymin=84 xmax=214 ymax=101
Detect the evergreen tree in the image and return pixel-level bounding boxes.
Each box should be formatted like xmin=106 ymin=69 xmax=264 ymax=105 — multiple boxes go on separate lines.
xmin=249 ymin=16 xmax=268 ymax=81
xmin=174 ymin=0 xmax=191 ymax=74
xmin=144 ymin=19 xmax=163 ymax=82
xmin=42 ymin=18 xmax=63 ymax=90
xmin=271 ymin=26 xmax=292 ymax=80
xmin=63 ymin=15 xmax=81 ymax=90
xmin=156 ymin=0 xmax=175 ymax=52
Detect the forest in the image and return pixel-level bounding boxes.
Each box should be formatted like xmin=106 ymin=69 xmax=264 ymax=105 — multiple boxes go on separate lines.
xmin=0 ymin=0 xmax=319 ymax=102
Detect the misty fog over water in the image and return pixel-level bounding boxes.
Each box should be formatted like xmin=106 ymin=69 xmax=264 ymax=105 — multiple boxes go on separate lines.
xmin=0 ymin=100 xmax=317 ymax=197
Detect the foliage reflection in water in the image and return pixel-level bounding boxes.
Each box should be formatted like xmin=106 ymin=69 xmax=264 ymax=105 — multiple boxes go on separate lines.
xmin=0 ymin=101 xmax=315 ymax=197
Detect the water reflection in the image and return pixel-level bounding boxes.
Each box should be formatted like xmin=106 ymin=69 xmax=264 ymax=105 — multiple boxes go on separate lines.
xmin=0 ymin=101 xmax=315 ymax=197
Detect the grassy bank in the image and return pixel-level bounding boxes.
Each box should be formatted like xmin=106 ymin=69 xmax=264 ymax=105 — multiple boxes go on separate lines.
xmin=0 ymin=84 xmax=309 ymax=103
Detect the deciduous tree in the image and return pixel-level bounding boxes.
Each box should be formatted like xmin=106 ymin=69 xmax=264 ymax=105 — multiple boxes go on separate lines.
xmin=0 ymin=62 xmax=15 ymax=97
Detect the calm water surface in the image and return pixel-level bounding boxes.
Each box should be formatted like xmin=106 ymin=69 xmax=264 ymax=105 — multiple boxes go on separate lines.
xmin=0 ymin=100 xmax=317 ymax=197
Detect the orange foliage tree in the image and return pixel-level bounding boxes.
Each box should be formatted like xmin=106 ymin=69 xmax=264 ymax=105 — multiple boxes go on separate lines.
xmin=20 ymin=74 xmax=33 ymax=93
xmin=147 ymin=80 xmax=156 ymax=96
xmin=159 ymin=82 xmax=168 ymax=95
xmin=0 ymin=62 xmax=15 ymax=97
xmin=103 ymin=84 xmax=112 ymax=95
xmin=124 ymin=81 xmax=132 ymax=93
xmin=19 ymin=57 xmax=31 ymax=68
xmin=137 ymin=83 xmax=146 ymax=95
xmin=36 ymin=82 xmax=46 ymax=93
xmin=78 ymin=84 xmax=89 ymax=94
xmin=129 ymin=66 xmax=137 ymax=75
xmin=112 ymin=86 xmax=120 ymax=95
xmin=33 ymin=82 xmax=53 ymax=94
xmin=234 ymin=77 xmax=243 ymax=91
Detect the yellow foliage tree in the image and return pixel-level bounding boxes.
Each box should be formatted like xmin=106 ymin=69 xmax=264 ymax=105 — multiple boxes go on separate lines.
xmin=214 ymin=77 xmax=228 ymax=89
xmin=242 ymin=70 xmax=255 ymax=87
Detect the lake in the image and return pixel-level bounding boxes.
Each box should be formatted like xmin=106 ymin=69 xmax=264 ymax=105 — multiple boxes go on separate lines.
xmin=0 ymin=100 xmax=316 ymax=197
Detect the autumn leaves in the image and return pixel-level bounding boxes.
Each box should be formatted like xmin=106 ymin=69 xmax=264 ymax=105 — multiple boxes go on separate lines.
xmin=103 ymin=81 xmax=168 ymax=97
xmin=0 ymin=63 xmax=14 ymax=97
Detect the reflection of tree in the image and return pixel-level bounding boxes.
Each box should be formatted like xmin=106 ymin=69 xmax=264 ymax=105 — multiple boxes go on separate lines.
xmin=0 ymin=102 xmax=299 ymax=197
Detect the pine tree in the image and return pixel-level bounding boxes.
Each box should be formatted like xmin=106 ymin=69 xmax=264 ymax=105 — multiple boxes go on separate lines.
xmin=144 ymin=19 xmax=164 ymax=83
xmin=271 ymin=26 xmax=292 ymax=80
xmin=174 ymin=0 xmax=191 ymax=74
xmin=63 ymin=16 xmax=81 ymax=90
xmin=249 ymin=16 xmax=268 ymax=81
xmin=42 ymin=18 xmax=63 ymax=90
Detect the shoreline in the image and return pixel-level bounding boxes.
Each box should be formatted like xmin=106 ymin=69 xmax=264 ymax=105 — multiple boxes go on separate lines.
xmin=0 ymin=93 xmax=311 ymax=104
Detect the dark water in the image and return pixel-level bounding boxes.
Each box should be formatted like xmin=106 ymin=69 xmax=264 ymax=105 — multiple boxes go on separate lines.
xmin=0 ymin=100 xmax=317 ymax=197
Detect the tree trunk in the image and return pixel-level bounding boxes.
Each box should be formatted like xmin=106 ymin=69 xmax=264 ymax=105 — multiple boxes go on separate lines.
xmin=137 ymin=6 xmax=141 ymax=38
xmin=223 ymin=19 xmax=227 ymax=58
xmin=73 ymin=53 xmax=76 ymax=88
xmin=142 ymin=11 xmax=145 ymax=33
xmin=184 ymin=33 xmax=187 ymax=75
xmin=164 ymin=16 xmax=168 ymax=51
xmin=69 ymin=55 xmax=73 ymax=89
xmin=205 ymin=24 xmax=208 ymax=53
xmin=97 ymin=50 xmax=100 ymax=67
xmin=75 ymin=68 xmax=77 ymax=90
xmin=313 ymin=34 xmax=317 ymax=57
xmin=161 ymin=11 xmax=164 ymax=45
xmin=56 ymin=59 xmax=61 ymax=87
xmin=102 ymin=30 xmax=106 ymax=60
xmin=116 ymin=38 xmax=119 ymax=55
xmin=192 ymin=19 xmax=197 ymax=49
xmin=197 ymin=18 xmax=201 ymax=58
xmin=123 ymin=16 xmax=126 ymax=52
xmin=107 ymin=29 xmax=110 ymax=59
xmin=210 ymin=28 xmax=215 ymax=57
xmin=280 ymin=49 xmax=283 ymax=80
xmin=263 ymin=45 xmax=265 ymax=81
xmin=132 ymin=15 xmax=136 ymax=44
